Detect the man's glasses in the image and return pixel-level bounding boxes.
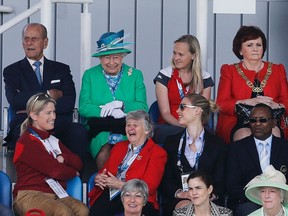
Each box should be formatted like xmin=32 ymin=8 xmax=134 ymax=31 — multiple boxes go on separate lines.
xmin=249 ymin=118 xmax=272 ymax=124
xmin=179 ymin=104 xmax=198 ymax=111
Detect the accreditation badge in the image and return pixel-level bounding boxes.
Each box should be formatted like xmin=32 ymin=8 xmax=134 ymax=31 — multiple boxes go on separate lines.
xmin=181 ymin=172 xmax=190 ymax=191
xmin=109 ymin=188 xmax=121 ymax=201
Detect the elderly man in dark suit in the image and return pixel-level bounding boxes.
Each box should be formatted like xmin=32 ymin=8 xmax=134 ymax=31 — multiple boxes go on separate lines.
xmin=226 ymin=103 xmax=288 ymax=216
xmin=3 ymin=23 xmax=89 ymax=161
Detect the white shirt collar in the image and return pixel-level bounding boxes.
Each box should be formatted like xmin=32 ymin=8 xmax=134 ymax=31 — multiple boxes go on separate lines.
xmin=254 ymin=134 xmax=273 ymax=146
xmin=27 ymin=56 xmax=44 ymax=67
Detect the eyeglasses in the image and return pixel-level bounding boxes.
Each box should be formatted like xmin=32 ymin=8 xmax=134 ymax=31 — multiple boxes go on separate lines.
xmin=249 ymin=118 xmax=272 ymax=124
xmin=101 ymin=54 xmax=122 ymax=61
xmin=179 ymin=104 xmax=198 ymax=111
xmin=122 ymin=193 xmax=144 ymax=200
xmin=23 ymin=37 xmax=42 ymax=43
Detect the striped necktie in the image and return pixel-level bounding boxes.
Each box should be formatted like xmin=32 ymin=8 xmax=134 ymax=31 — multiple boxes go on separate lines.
xmin=259 ymin=142 xmax=269 ymax=172
xmin=33 ymin=61 xmax=42 ymax=85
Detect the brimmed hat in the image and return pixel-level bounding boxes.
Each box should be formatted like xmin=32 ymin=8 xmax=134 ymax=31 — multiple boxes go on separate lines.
xmin=245 ymin=165 xmax=288 ymax=205
xmin=92 ymin=29 xmax=132 ymax=57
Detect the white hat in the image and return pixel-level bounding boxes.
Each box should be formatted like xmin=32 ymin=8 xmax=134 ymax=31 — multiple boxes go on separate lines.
xmin=245 ymin=165 xmax=288 ymax=205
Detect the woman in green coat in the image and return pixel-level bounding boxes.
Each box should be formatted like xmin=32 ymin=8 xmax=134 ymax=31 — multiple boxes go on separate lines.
xmin=79 ymin=29 xmax=148 ymax=170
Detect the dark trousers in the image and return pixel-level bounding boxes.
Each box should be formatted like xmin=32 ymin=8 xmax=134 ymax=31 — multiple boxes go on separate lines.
xmin=89 ymin=189 xmax=159 ymax=216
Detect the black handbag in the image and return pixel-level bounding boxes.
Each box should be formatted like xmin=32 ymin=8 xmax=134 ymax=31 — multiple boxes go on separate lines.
xmin=236 ymin=103 xmax=285 ymax=125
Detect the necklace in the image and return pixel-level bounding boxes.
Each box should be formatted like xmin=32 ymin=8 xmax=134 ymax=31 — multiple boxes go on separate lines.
xmin=242 ymin=61 xmax=263 ymax=72
xmin=235 ymin=62 xmax=272 ymax=94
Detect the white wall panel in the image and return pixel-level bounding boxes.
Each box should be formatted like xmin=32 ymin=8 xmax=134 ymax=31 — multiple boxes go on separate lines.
xmin=2 ymin=1 xmax=28 ymax=110
xmin=214 ymin=14 xmax=241 ymax=95
xmin=110 ymin=0 xmax=136 ymax=67
xmin=89 ymin=0 xmax=109 ymax=68
xmin=269 ymin=1 xmax=288 ymax=69
xmin=136 ymin=0 xmax=162 ymax=105
xmin=243 ymin=1 xmax=268 ymax=61
xmin=55 ymin=3 xmax=82 ymax=106
xmin=162 ymin=0 xmax=189 ymax=68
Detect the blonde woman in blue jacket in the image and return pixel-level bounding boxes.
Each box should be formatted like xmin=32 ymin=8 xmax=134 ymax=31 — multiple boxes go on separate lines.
xmin=79 ymin=30 xmax=148 ymax=170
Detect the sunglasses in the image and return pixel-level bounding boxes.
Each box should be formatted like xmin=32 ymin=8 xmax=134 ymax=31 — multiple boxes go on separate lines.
xmin=249 ymin=118 xmax=272 ymax=124
xmin=179 ymin=103 xmax=198 ymax=111
xmin=30 ymin=93 xmax=50 ymax=109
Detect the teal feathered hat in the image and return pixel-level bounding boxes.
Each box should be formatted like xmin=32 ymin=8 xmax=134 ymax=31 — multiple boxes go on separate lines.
xmin=92 ymin=29 xmax=132 ymax=57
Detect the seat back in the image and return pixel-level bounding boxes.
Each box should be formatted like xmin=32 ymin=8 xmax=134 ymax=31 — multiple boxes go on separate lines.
xmin=148 ymin=101 xmax=160 ymax=124
xmin=87 ymin=172 xmax=97 ymax=207
xmin=0 ymin=171 xmax=12 ymax=208
xmin=66 ymin=176 xmax=83 ymax=201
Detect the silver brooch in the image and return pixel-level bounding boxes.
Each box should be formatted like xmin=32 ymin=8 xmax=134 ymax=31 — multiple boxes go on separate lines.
xmin=128 ymin=68 xmax=133 ymax=76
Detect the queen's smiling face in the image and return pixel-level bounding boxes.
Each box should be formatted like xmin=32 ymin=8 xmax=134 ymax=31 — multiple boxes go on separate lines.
xmin=99 ymin=54 xmax=124 ymax=75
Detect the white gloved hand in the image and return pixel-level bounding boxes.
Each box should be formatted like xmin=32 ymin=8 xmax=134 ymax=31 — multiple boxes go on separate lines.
xmin=111 ymin=108 xmax=126 ymax=119
xmin=100 ymin=100 xmax=123 ymax=117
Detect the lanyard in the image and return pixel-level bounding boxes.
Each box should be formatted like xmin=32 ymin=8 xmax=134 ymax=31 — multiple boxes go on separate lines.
xmin=176 ymin=79 xmax=186 ymax=99
xmin=29 ymin=128 xmax=42 ymax=140
xmin=29 ymin=128 xmax=61 ymax=157
xmin=117 ymin=139 xmax=148 ymax=176
xmin=177 ymin=131 xmax=205 ymax=173
xmin=174 ymin=69 xmax=189 ymax=99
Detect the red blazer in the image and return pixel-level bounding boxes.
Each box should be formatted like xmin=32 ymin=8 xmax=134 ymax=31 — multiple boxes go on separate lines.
xmin=216 ymin=62 xmax=288 ymax=143
xmin=88 ymin=138 xmax=167 ymax=209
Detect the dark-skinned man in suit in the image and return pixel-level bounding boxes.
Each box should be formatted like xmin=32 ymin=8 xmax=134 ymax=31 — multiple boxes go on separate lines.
xmin=226 ymin=103 xmax=288 ymax=216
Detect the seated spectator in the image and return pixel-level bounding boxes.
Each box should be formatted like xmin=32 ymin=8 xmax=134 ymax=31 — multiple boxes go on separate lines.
xmin=226 ymin=103 xmax=288 ymax=216
xmin=245 ymin=165 xmax=288 ymax=216
xmin=3 ymin=23 xmax=89 ymax=161
xmin=117 ymin=179 xmax=149 ymax=216
xmin=0 ymin=204 xmax=14 ymax=216
xmin=173 ymin=170 xmax=232 ymax=216
xmin=160 ymin=94 xmax=226 ymax=215
xmin=88 ymin=110 xmax=167 ymax=216
xmin=216 ymin=25 xmax=288 ymax=144
xmin=79 ymin=29 xmax=148 ymax=170
xmin=153 ymin=34 xmax=214 ymax=143
xmin=13 ymin=93 xmax=88 ymax=216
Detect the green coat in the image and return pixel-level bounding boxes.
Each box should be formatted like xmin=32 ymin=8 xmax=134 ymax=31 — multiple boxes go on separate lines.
xmin=79 ymin=63 xmax=148 ymax=158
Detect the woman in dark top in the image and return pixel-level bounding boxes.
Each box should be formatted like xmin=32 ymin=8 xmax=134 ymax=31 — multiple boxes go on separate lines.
xmin=160 ymin=93 xmax=227 ymax=216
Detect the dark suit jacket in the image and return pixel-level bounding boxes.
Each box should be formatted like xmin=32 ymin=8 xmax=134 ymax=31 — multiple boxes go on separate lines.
xmin=3 ymin=57 xmax=76 ymax=117
xmin=226 ymin=135 xmax=288 ymax=210
xmin=161 ymin=129 xmax=227 ymax=205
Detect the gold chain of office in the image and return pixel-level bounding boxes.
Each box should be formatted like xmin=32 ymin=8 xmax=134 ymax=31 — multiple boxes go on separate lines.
xmin=234 ymin=62 xmax=272 ymax=94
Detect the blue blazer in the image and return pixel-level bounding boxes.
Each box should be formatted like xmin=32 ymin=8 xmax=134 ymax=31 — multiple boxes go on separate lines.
xmin=226 ymin=135 xmax=288 ymax=210
xmin=3 ymin=57 xmax=76 ymax=117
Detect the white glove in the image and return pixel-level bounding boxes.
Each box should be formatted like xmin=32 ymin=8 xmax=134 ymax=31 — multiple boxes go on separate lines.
xmin=111 ymin=108 xmax=126 ymax=119
xmin=100 ymin=100 xmax=123 ymax=117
